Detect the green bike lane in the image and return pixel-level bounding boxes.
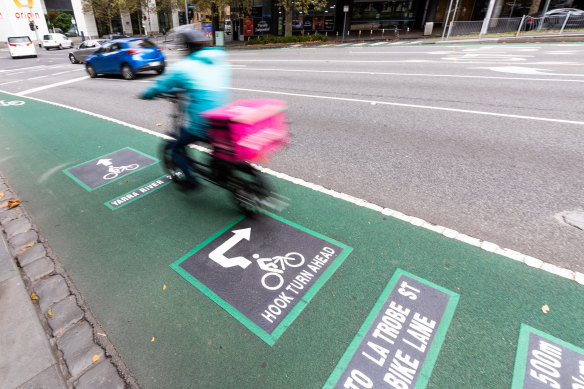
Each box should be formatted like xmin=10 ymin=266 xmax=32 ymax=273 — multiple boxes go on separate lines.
xmin=1 ymin=91 xmax=584 ymax=388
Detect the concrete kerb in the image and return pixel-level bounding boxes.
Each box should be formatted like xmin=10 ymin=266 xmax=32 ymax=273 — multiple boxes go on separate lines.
xmin=0 ymin=173 xmax=136 ymax=389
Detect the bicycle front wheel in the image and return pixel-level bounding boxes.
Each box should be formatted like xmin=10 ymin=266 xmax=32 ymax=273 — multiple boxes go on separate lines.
xmin=284 ymin=252 xmax=305 ymax=268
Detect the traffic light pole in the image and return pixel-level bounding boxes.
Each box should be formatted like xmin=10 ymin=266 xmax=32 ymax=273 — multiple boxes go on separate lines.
xmin=28 ymin=7 xmax=41 ymax=47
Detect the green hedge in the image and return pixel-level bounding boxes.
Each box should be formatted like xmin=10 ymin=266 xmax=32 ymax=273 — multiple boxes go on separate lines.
xmin=245 ymin=34 xmax=329 ymax=45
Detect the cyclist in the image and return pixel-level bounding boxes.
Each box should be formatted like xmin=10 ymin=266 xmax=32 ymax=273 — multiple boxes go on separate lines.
xmin=140 ymin=27 xmax=231 ymax=190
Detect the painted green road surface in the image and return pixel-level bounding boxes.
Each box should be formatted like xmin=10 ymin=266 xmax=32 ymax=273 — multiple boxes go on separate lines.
xmin=1 ymin=91 xmax=584 ymax=388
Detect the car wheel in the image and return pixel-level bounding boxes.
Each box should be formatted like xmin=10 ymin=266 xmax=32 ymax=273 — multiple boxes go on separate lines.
xmin=58 ymin=44 xmax=63 ymax=50
xmin=69 ymin=54 xmax=77 ymax=64
xmin=45 ymin=47 xmax=50 ymax=50
xmin=121 ymin=64 xmax=135 ymax=80
xmin=156 ymin=66 xmax=165 ymax=75
xmin=86 ymin=64 xmax=97 ymax=78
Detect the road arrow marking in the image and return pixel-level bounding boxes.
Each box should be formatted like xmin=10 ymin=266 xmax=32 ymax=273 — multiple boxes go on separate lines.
xmin=208 ymin=228 xmax=252 ymax=269
xmin=477 ymin=66 xmax=584 ymax=77
xmin=476 ymin=66 xmax=552 ymax=75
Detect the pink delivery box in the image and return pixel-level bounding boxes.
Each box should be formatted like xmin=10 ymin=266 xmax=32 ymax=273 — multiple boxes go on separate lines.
xmin=201 ymin=99 xmax=289 ymax=162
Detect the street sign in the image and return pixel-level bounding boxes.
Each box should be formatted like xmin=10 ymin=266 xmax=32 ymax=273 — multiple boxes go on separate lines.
xmin=512 ymin=324 xmax=584 ymax=388
xmin=324 ymin=269 xmax=459 ymax=388
xmin=63 ymin=147 xmax=158 ymax=191
xmin=171 ymin=213 xmax=353 ymax=346
xmin=344 ymin=5 xmax=350 ymax=12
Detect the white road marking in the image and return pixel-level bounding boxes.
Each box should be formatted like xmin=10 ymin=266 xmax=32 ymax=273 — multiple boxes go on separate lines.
xmin=230 ymin=66 xmax=584 ymax=83
xmin=15 ymin=76 xmax=89 ymax=96
xmin=29 ymin=75 xmax=49 ymax=80
xmin=0 ymin=89 xmax=580 ymax=285
xmin=477 ymin=66 xmax=584 ymax=77
xmin=230 ymin=86 xmax=584 ymax=126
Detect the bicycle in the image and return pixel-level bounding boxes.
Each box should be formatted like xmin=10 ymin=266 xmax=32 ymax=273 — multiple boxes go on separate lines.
xmin=254 ymin=252 xmax=305 ymax=290
xmin=103 ymin=164 xmax=139 ymax=180
xmin=159 ymin=94 xmax=286 ymax=215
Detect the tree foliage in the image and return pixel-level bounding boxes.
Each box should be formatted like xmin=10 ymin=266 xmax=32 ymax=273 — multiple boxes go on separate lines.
xmin=53 ymin=12 xmax=73 ymax=33
xmin=275 ymin=0 xmax=329 ymax=36
xmin=83 ymin=0 xmax=124 ymax=34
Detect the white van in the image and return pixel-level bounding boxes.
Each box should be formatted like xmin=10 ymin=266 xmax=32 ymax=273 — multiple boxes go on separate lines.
xmin=43 ymin=33 xmax=73 ymax=50
xmin=7 ymin=36 xmax=37 ymax=58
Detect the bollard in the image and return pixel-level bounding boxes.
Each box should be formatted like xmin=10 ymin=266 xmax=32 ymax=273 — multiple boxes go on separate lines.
xmin=370 ymin=29 xmax=373 ymax=38
xmin=359 ymin=30 xmax=361 ymax=39
xmin=382 ymin=29 xmax=385 ymax=38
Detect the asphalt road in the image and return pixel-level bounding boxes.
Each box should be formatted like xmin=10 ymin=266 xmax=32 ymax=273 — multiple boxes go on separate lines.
xmin=1 ymin=41 xmax=583 ymax=275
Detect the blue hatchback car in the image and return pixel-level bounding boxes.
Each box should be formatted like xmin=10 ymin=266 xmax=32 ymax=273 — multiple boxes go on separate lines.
xmin=85 ymin=38 xmax=165 ymax=80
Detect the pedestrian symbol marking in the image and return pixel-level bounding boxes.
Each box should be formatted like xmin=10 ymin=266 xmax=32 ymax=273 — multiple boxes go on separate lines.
xmin=512 ymin=324 xmax=584 ymax=388
xmin=63 ymin=147 xmax=158 ymax=191
xmin=323 ymin=269 xmax=459 ymax=389
xmin=170 ymin=213 xmax=353 ymax=346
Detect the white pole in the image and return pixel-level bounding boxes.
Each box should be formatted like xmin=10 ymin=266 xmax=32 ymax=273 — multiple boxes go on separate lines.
xmin=441 ymin=0 xmax=455 ymax=39
xmin=560 ymin=11 xmax=571 ymax=33
xmin=480 ymin=0 xmax=497 ymax=37
xmin=446 ymin=0 xmax=460 ymax=39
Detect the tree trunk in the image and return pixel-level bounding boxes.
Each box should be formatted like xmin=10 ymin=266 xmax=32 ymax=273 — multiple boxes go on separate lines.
xmin=529 ymin=0 xmax=542 ymax=15
xmin=285 ymin=8 xmax=293 ymax=36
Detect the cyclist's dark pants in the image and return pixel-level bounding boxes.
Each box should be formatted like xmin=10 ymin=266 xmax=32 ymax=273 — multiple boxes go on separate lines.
xmin=170 ymin=129 xmax=207 ymax=183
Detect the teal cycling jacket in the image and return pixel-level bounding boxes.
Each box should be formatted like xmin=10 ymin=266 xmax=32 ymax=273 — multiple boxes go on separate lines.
xmin=141 ymin=47 xmax=231 ymax=138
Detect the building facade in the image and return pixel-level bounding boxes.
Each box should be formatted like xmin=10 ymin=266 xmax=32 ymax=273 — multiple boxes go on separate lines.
xmin=3 ymin=0 xmax=582 ymax=44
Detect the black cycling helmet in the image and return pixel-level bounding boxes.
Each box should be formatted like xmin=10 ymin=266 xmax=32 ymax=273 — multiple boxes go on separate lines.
xmin=167 ymin=26 xmax=210 ymax=53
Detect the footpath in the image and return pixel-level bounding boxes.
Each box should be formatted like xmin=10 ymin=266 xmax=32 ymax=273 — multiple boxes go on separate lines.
xmin=1 ymin=34 xmax=584 ymax=388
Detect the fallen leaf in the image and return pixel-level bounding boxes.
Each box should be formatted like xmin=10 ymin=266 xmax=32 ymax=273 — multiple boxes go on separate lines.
xmin=542 ymin=304 xmax=550 ymax=314
xmin=0 ymin=192 xmax=4 ymax=199
xmin=47 ymin=308 xmax=53 ymax=318
xmin=20 ymin=242 xmax=35 ymax=252
xmin=31 ymin=292 xmax=38 ymax=300
xmin=151 ymin=337 xmax=156 ymax=342
xmin=0 ymin=201 xmax=7 ymax=208
xmin=59 ymin=328 xmax=63 ymax=334
xmin=8 ymin=199 xmax=21 ymax=209
xmin=163 ymin=284 xmax=167 ymax=291
xmin=92 ymin=355 xmax=100 ymax=362
xmin=97 ymin=332 xmax=107 ymax=337
xmin=156 ymin=123 xmax=163 ymax=126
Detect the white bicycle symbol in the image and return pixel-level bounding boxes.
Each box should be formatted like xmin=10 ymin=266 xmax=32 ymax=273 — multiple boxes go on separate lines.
xmin=103 ymin=164 xmax=139 ymax=180
xmin=254 ymin=252 xmax=305 ymax=290
xmin=0 ymin=100 xmax=25 ymax=107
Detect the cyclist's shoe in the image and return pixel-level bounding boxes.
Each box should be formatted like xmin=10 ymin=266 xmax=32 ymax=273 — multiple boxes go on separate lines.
xmin=177 ymin=179 xmax=201 ymax=192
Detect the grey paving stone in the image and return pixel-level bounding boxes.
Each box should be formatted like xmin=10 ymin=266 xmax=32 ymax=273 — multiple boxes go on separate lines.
xmin=17 ymin=365 xmax=67 ymax=389
xmin=17 ymin=243 xmax=47 ymax=267
xmin=47 ymin=295 xmax=84 ymax=337
xmin=9 ymin=230 xmax=38 ymax=252
xmin=0 ymin=182 xmax=8 ymax=192
xmin=5 ymin=218 xmax=32 ymax=239
xmin=34 ymin=275 xmax=70 ymax=313
xmin=1 ymin=207 xmax=26 ymax=224
xmin=57 ymin=321 xmax=104 ymax=379
xmin=74 ymin=360 xmax=125 ymax=389
xmin=0 ymin=234 xmax=18 ymax=284
xmin=0 ymin=206 xmax=26 ymax=226
xmin=0 ymin=277 xmax=58 ymax=389
xmin=0 ymin=189 xmax=15 ymax=201
xmin=23 ymin=256 xmax=55 ymax=282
